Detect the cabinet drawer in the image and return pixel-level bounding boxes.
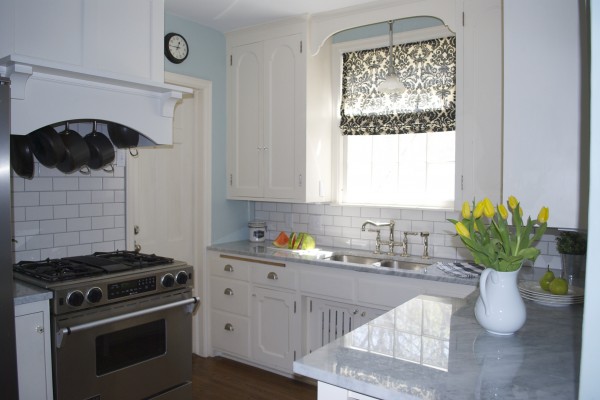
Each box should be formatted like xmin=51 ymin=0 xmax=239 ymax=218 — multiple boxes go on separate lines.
xmin=300 ymin=270 xmax=354 ymax=301
xmin=357 ymin=277 xmax=424 ymax=309
xmin=210 ymin=255 xmax=250 ymax=281
xmin=210 ymin=277 xmax=250 ymax=316
xmin=211 ymin=310 xmax=250 ymax=358
xmin=251 ymin=265 xmax=296 ymax=290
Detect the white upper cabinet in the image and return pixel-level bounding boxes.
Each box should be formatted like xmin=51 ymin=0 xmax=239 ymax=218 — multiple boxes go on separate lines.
xmin=503 ymin=0 xmax=586 ymax=229
xmin=226 ymin=18 xmax=332 ymax=203
xmin=1 ymin=0 xmax=164 ymax=82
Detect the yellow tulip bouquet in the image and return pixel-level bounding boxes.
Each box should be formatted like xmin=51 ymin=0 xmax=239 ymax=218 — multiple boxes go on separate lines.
xmin=449 ymin=196 xmax=549 ymax=272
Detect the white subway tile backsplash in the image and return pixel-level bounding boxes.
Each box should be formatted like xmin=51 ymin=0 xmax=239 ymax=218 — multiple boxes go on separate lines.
xmin=53 ymin=177 xmax=79 ymax=191
xmin=25 ymin=234 xmax=54 ymax=250
xmin=12 ymin=169 xmax=126 ymax=260
xmin=254 ymin=202 xmax=560 ymax=266
xmin=67 ymin=190 xmax=92 ymax=204
xmin=67 ymin=217 xmax=92 ymax=232
xmin=79 ymin=177 xmax=103 ymax=190
xmin=80 ymin=204 xmax=103 ymax=217
xmin=92 ymin=216 xmax=115 ymax=229
xmin=26 ymin=206 xmax=54 ymax=221
xmin=54 ymin=232 xmax=80 ymax=247
xmin=80 ymin=230 xmax=104 ymax=244
xmin=25 ymin=177 xmax=53 ymax=191
xmin=103 ymin=203 xmax=125 ymax=216
xmin=40 ymin=192 xmax=67 ymax=205
xmin=54 ymin=205 xmax=79 ymax=219
xmin=13 ymin=192 xmax=40 ymax=207
xmin=40 ymin=219 xmax=67 ymax=234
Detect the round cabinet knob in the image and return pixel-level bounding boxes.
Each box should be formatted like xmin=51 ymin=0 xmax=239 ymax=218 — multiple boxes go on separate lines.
xmin=161 ymin=273 xmax=175 ymax=288
xmin=176 ymin=271 xmax=188 ymax=285
xmin=66 ymin=290 xmax=85 ymax=307
xmin=86 ymin=287 xmax=103 ymax=303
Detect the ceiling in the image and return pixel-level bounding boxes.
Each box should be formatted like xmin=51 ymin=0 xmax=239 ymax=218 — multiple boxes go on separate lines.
xmin=164 ymin=0 xmax=385 ymax=33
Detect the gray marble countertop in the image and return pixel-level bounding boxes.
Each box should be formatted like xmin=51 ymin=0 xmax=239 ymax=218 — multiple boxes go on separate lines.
xmin=293 ymin=289 xmax=583 ymax=399
xmin=14 ymin=280 xmax=52 ymax=306
xmin=208 ymin=241 xmax=478 ymax=286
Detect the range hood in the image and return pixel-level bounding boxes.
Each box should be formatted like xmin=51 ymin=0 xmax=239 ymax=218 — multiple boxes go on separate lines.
xmin=0 ymin=54 xmax=191 ymax=145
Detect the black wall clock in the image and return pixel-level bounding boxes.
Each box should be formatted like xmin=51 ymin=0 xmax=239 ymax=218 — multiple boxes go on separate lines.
xmin=164 ymin=33 xmax=189 ymax=64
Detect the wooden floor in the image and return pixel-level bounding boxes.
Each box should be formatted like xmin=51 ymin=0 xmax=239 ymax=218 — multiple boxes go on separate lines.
xmin=192 ymin=355 xmax=317 ymax=400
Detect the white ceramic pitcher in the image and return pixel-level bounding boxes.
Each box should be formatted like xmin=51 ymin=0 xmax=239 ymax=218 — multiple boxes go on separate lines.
xmin=474 ymin=268 xmax=526 ymax=335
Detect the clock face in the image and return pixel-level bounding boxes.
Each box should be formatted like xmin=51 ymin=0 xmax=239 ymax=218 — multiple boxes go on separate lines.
xmin=165 ymin=33 xmax=189 ymax=64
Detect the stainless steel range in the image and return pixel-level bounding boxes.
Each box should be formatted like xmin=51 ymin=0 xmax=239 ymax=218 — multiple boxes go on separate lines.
xmin=13 ymin=251 xmax=199 ymax=400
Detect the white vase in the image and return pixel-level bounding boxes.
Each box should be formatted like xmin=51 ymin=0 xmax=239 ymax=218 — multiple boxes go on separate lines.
xmin=474 ymin=267 xmax=526 ymax=335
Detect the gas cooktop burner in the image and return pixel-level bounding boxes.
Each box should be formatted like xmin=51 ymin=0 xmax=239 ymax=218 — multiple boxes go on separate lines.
xmin=13 ymin=259 xmax=105 ymax=282
xmin=92 ymin=250 xmax=174 ymax=267
xmin=13 ymin=251 xmax=175 ymax=283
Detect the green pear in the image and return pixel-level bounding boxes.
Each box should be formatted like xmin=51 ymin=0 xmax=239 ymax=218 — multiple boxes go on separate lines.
xmin=539 ymin=265 xmax=555 ymax=291
xmin=549 ymin=277 xmax=569 ymax=295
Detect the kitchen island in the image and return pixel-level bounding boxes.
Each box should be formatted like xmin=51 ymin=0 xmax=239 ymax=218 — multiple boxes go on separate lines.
xmin=293 ymin=290 xmax=583 ymax=399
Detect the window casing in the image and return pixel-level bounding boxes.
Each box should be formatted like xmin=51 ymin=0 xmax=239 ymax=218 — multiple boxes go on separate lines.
xmin=332 ymin=26 xmax=457 ymax=209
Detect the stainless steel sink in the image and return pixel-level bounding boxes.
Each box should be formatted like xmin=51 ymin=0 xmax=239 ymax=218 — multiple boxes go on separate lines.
xmin=378 ymin=260 xmax=428 ymax=271
xmin=326 ymin=253 xmax=382 ymax=265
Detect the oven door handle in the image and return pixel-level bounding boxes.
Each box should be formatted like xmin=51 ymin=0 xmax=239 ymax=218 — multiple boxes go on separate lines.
xmin=55 ymin=296 xmax=200 ymax=348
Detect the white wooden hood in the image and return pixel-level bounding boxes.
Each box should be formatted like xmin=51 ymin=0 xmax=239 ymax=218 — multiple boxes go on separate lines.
xmin=0 ymin=0 xmax=190 ymax=145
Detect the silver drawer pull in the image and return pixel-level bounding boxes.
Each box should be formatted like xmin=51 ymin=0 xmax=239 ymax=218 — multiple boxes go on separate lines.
xmin=224 ymin=264 xmax=234 ymax=272
xmin=36 ymin=325 xmax=44 ymax=334
xmin=224 ymin=288 xmax=234 ymax=296
xmin=361 ymin=311 xmax=366 ymax=317
xmin=224 ymin=323 xmax=234 ymax=332
xmin=267 ymin=272 xmax=278 ymax=280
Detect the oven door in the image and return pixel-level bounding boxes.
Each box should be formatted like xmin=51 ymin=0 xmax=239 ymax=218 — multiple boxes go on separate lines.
xmin=52 ymin=290 xmax=197 ymax=400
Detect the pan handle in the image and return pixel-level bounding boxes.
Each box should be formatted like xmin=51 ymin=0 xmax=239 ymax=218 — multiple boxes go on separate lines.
xmin=79 ymin=165 xmax=91 ymax=175
xmin=55 ymin=296 xmax=200 ymax=348
xmin=129 ymin=147 xmax=139 ymax=157
xmin=102 ymin=163 xmax=115 ymax=173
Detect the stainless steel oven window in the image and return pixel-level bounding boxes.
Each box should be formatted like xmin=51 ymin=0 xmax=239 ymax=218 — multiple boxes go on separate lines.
xmin=96 ymin=319 xmax=166 ymax=375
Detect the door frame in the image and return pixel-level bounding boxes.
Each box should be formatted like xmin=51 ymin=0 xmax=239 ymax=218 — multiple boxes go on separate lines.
xmin=125 ymin=72 xmax=212 ymax=356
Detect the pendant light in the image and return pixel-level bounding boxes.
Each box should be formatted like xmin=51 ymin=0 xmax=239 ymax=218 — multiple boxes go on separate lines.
xmin=378 ymin=20 xmax=406 ymax=94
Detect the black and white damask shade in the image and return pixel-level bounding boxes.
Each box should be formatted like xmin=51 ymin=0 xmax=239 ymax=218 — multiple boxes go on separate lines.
xmin=340 ymin=36 xmax=456 ymax=135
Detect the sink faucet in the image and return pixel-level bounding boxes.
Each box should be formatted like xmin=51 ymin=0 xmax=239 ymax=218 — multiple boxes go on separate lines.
xmin=362 ymin=220 xmax=398 ymax=255
xmin=401 ymin=231 xmax=431 ymax=258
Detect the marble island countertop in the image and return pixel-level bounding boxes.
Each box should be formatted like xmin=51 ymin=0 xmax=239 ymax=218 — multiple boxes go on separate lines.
xmin=293 ymin=290 xmax=583 ymax=399
xmin=208 ymin=241 xmax=480 ymax=286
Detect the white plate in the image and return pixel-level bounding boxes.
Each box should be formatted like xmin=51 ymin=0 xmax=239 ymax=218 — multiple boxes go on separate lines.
xmin=518 ymin=281 xmax=584 ymax=306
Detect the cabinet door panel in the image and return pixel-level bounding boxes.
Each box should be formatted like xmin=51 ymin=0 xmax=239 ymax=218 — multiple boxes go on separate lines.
xmin=15 ymin=311 xmax=51 ymax=400
xmin=251 ymin=287 xmax=297 ymax=371
xmin=229 ymin=42 xmax=263 ymax=197
xmin=263 ymin=35 xmax=303 ymax=199
xmin=210 ymin=276 xmax=250 ymax=316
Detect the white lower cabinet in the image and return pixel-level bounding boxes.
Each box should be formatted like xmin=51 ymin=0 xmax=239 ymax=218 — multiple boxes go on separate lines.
xmin=15 ymin=300 xmax=53 ymax=400
xmin=318 ymin=382 xmax=378 ymax=400
xmin=208 ymin=251 xmax=475 ymax=375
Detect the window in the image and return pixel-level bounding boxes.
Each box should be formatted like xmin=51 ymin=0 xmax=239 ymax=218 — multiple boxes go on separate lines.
xmin=333 ymin=26 xmax=456 ymax=209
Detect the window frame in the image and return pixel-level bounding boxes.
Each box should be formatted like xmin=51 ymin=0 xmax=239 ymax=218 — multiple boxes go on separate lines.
xmin=330 ymin=25 xmax=462 ymax=210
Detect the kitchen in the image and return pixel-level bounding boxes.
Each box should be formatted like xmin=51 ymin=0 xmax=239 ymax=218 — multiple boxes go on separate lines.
xmin=1 ymin=0 xmax=599 ymax=399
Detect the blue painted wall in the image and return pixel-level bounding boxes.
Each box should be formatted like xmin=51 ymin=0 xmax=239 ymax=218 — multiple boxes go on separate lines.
xmin=164 ymin=14 xmax=249 ymax=244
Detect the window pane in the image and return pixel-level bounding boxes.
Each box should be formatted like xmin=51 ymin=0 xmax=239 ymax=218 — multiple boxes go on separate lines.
xmin=343 ymin=132 xmax=455 ymax=208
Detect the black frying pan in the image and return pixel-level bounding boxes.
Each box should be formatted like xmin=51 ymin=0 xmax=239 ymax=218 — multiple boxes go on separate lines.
xmin=84 ymin=121 xmax=115 ymax=170
xmin=107 ymin=122 xmax=139 ymax=156
xmin=28 ymin=125 xmax=67 ymax=168
xmin=10 ymin=134 xmax=34 ymax=179
xmin=56 ymin=123 xmax=91 ymax=174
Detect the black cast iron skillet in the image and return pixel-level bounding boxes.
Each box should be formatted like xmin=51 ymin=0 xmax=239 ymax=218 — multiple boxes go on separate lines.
xmin=28 ymin=125 xmax=66 ymax=168
xmin=10 ymin=134 xmax=34 ymax=179
xmin=107 ymin=122 xmax=139 ymax=157
xmin=56 ymin=122 xmax=91 ymax=174
xmin=84 ymin=121 xmax=115 ymax=171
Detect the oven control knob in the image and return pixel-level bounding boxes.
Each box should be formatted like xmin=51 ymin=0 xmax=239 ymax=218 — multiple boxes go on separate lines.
xmin=161 ymin=273 xmax=175 ymax=288
xmin=86 ymin=287 xmax=103 ymax=303
xmin=66 ymin=290 xmax=85 ymax=307
xmin=176 ymin=271 xmax=189 ymax=285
